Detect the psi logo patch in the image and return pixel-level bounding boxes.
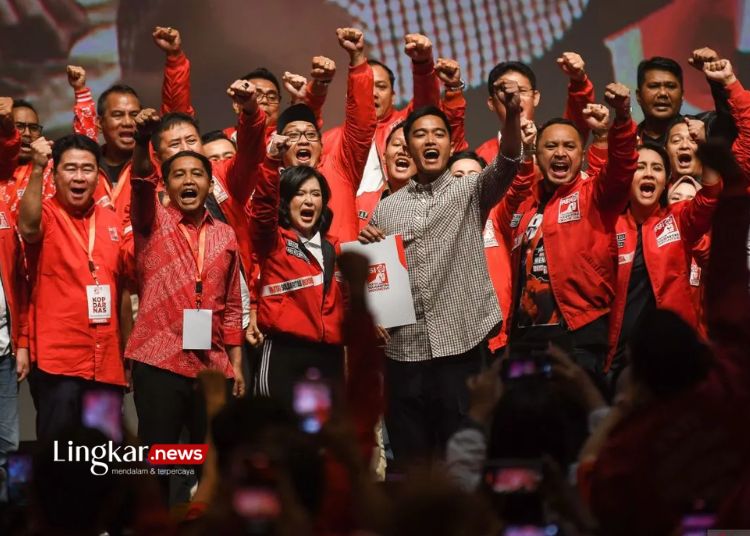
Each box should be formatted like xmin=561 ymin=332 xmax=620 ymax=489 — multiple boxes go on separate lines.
xmin=616 ymin=233 xmax=626 ymax=249
xmin=654 ymin=214 xmax=681 ymax=247
xmin=558 ymin=192 xmax=581 ymax=223
xmin=367 ymin=263 xmax=389 ymax=291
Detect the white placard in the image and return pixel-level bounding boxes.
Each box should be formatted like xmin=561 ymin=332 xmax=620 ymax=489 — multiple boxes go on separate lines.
xmin=340 ymin=235 xmax=416 ymax=328
xmin=182 ymin=309 xmax=213 ymax=350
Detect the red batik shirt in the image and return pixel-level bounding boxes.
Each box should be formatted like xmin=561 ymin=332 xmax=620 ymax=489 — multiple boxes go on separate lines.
xmin=125 ymin=173 xmax=244 ymax=378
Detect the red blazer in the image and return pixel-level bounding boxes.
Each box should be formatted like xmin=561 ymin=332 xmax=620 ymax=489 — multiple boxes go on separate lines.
xmin=507 ymin=118 xmax=639 ymax=332
xmin=0 ymin=190 xmax=28 ymax=354
xmin=250 ymin=157 xmax=344 ymax=345
xmin=607 ymin=182 xmax=721 ymax=368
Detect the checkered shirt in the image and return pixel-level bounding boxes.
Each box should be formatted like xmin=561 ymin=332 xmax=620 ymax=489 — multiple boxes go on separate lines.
xmin=371 ymin=154 xmax=519 ymax=360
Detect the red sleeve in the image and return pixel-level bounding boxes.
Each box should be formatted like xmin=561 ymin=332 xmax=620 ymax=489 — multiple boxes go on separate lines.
xmin=343 ymin=306 xmax=385 ymax=463
xmin=161 ymin=51 xmax=195 ymax=116
xmin=726 ymin=80 xmax=750 ymax=181
xmin=222 ymin=244 xmax=244 ymax=346
xmin=676 ymin=180 xmax=722 ymax=246
xmin=249 ymin=156 xmax=281 ymax=260
xmin=14 ymin=235 xmax=29 ymax=349
xmin=493 ymin=159 xmax=536 ymax=242
xmin=222 ymin=106 xmax=267 ymax=206
xmin=0 ymin=127 xmax=20 ymax=181
xmin=73 ymin=87 xmax=98 ymax=141
xmin=302 ymin=82 xmax=326 ymax=131
xmin=442 ymin=90 xmax=469 ymax=152
xmin=333 ymin=62 xmax=377 ymax=192
xmin=129 ymin=169 xmax=161 ymax=235
xmin=564 ymin=76 xmax=595 ymax=142
xmin=594 ymin=118 xmax=639 ymax=213
xmin=586 ymin=142 xmax=608 ymax=179
xmin=412 ymin=59 xmax=440 ymax=109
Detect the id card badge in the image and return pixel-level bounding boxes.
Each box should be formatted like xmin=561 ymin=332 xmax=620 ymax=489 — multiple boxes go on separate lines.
xmin=86 ymin=285 xmax=112 ymax=324
xmin=182 ymin=309 xmax=213 ymax=350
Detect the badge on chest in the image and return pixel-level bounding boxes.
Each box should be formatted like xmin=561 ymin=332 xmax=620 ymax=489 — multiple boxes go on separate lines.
xmin=86 ymin=285 xmax=112 ymax=324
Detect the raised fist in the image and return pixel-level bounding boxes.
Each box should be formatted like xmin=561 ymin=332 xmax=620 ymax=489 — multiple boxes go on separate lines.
xmin=703 ymin=59 xmax=737 ymax=87
xmin=311 ymin=56 xmax=336 ymax=83
xmin=557 ymin=52 xmax=586 ymax=82
xmin=688 ymin=47 xmax=719 ymax=71
xmin=30 ymin=137 xmax=53 ymax=168
xmin=227 ymin=79 xmax=258 ymax=114
xmin=404 ymin=33 xmax=433 ymax=63
xmin=152 ymin=26 xmax=182 ymax=56
xmin=336 ymin=28 xmax=366 ymax=66
xmin=267 ymin=132 xmax=291 ymax=159
xmin=495 ymin=78 xmax=521 ymax=114
xmin=282 ymin=72 xmax=308 ymax=102
xmin=435 ymin=58 xmax=461 ymax=89
xmin=684 ymin=117 xmax=706 ymax=144
xmin=66 ymin=65 xmax=87 ymax=91
xmin=520 ymin=118 xmax=537 ymax=151
xmin=604 ymin=83 xmax=631 ymax=119
xmin=134 ymin=108 xmax=161 ymax=140
xmin=582 ymin=103 xmax=611 ymax=135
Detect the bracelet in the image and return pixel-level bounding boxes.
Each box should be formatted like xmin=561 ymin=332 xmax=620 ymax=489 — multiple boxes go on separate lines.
xmin=444 ymin=79 xmax=466 ymax=91
xmin=498 ymin=144 xmax=524 ymax=164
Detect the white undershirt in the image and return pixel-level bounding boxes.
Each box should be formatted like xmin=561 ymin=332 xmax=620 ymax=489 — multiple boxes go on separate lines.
xmin=0 ymin=277 xmax=11 ymax=355
xmin=300 ymin=231 xmax=325 ymax=271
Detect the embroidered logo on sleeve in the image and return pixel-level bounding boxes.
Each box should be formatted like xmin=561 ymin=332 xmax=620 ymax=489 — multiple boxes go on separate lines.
xmin=654 ymin=214 xmax=681 ymax=247
xmin=558 ymin=192 xmax=581 ymax=223
xmin=367 ymin=263 xmax=390 ymax=291
xmin=483 ymin=219 xmax=499 ymax=248
xmin=616 ymin=232 xmax=626 ymax=249
xmin=510 ymin=213 xmax=523 ymax=228
xmin=0 ymin=212 xmax=10 ymax=230
xmin=108 ymin=227 xmax=119 ymax=242
xmin=690 ymin=262 xmax=701 ymax=287
xmin=285 ymin=239 xmax=310 ymax=263
xmin=618 ymin=252 xmax=635 ymax=265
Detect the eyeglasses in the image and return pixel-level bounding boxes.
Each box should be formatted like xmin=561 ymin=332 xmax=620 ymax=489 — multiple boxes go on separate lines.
xmin=493 ymin=86 xmax=535 ymax=98
xmin=285 ymin=130 xmax=320 ymax=142
xmin=256 ymin=90 xmax=280 ymax=104
xmin=15 ymin=122 xmax=43 ymax=135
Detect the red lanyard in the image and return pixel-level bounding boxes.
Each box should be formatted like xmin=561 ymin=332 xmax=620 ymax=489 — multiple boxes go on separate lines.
xmin=59 ymin=207 xmax=99 ymax=285
xmin=178 ymin=223 xmax=207 ymax=308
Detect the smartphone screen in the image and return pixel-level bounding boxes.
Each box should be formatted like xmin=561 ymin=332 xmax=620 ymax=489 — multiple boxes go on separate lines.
xmin=485 ymin=465 xmax=543 ymax=494
xmin=503 ymin=356 xmax=552 ymax=381
xmin=82 ymin=389 xmax=123 ymax=442
xmin=293 ymin=380 xmax=331 ymax=434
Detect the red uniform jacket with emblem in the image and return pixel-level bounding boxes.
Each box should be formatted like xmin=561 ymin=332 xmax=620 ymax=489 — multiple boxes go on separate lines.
xmin=250 ymin=157 xmax=344 ymax=345
xmin=507 ymin=118 xmax=638 ymax=332
xmin=606 ymin=182 xmax=721 ymax=368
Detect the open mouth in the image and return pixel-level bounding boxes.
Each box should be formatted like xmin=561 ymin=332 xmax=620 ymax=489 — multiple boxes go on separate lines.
xmin=550 ymin=160 xmax=569 ymax=179
xmin=423 ymin=149 xmax=440 ymax=162
xmin=70 ymin=186 xmax=87 ymax=198
xmin=653 ymin=101 xmax=671 ymax=111
xmin=299 ymin=207 xmax=315 ymax=223
xmin=180 ymin=187 xmax=199 ymax=201
xmin=677 ymin=153 xmax=692 ymax=167
xmin=119 ymin=131 xmax=135 ymax=142
xmin=395 ymin=156 xmax=411 ymax=172
xmin=639 ymin=182 xmax=657 ymax=198
xmin=296 ymin=148 xmax=312 ymax=163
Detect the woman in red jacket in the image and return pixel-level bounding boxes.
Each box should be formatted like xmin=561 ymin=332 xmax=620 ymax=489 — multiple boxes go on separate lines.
xmin=250 ymin=137 xmax=345 ymax=406
xmin=606 ymin=143 xmax=720 ymax=376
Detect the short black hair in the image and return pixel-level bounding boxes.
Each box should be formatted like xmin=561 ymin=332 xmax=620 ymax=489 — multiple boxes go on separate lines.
xmin=241 ymin=67 xmax=281 ymax=94
xmin=637 ymin=56 xmax=683 ymax=89
xmin=368 ymin=59 xmax=396 ymax=88
xmin=201 ymin=129 xmax=236 ymax=147
xmin=402 ymin=106 xmax=452 ymax=141
xmin=12 ymin=99 xmax=37 ymax=114
xmin=384 ymin=120 xmax=406 ymax=147
xmin=151 ymin=112 xmax=200 ymax=153
xmin=447 ymin=150 xmax=487 ymax=171
xmin=279 ymin=166 xmax=333 ymax=236
xmin=536 ymin=117 xmax=583 ymax=144
xmin=160 ymin=150 xmax=212 ymax=182
xmin=487 ymin=61 xmax=536 ymax=96
xmin=52 ymin=133 xmax=101 ymax=170
xmin=96 ymin=84 xmax=140 ymax=116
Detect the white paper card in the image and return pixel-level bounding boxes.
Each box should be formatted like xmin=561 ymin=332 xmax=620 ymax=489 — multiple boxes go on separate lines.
xmin=340 ymin=234 xmax=416 ymax=328
xmin=182 ymin=309 xmax=213 ymax=350
xmin=86 ymin=284 xmax=112 ymax=324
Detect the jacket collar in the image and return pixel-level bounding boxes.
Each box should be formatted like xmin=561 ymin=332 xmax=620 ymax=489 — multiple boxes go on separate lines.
xmin=165 ymin=203 xmax=214 ymax=228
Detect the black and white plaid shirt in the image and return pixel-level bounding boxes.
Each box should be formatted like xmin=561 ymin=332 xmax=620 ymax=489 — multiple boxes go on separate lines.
xmin=371 ymin=154 xmax=519 ymax=361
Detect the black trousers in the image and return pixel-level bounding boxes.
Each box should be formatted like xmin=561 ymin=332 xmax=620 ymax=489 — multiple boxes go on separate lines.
xmin=31 ymin=368 xmax=123 ymax=443
xmin=385 ymin=345 xmax=485 ymax=468
xmin=254 ymin=335 xmax=344 ymax=409
xmin=132 ymin=361 xmax=208 ymax=505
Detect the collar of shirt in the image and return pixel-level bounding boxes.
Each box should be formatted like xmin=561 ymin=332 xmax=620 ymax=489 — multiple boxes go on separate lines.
xmin=51 ymin=197 xmax=96 ymax=219
xmin=165 ymin=203 xmax=214 ymax=228
xmin=299 ymin=231 xmax=322 ymax=250
xmin=406 ymin=168 xmax=452 ymax=196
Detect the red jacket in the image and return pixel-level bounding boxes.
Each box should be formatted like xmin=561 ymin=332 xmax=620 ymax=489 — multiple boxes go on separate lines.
xmin=508 ymin=118 xmax=638 ymax=332
xmin=0 ymin=171 xmax=28 ymax=353
xmin=307 ymin=62 xmax=376 ymax=243
xmin=250 ymin=157 xmax=344 ymax=345
xmin=723 ymin=79 xmax=750 ymax=194
xmin=607 ymin=182 xmax=721 ymax=368
xmin=477 ymin=75 xmax=596 ymax=162
xmin=485 ymin=159 xmax=538 ymax=351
